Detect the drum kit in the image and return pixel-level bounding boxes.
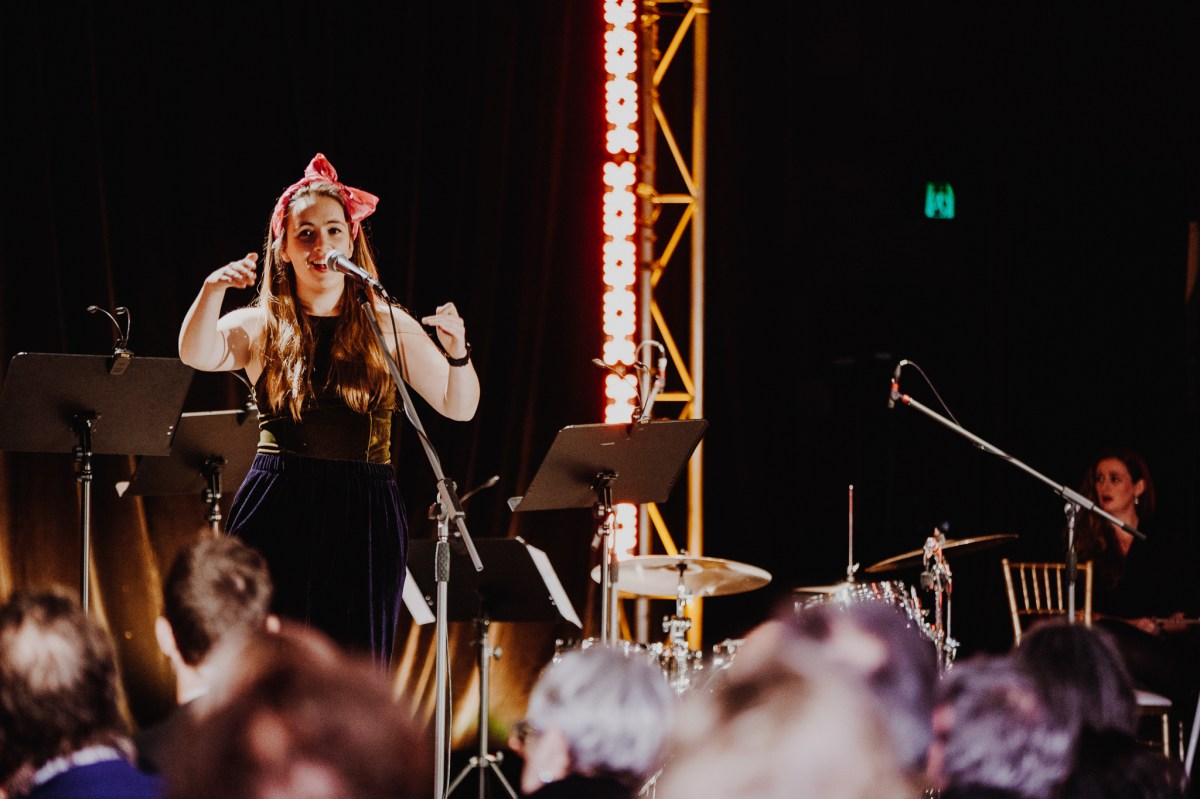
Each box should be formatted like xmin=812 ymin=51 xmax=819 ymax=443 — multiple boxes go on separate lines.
xmin=559 ymin=524 xmax=1017 ymax=688
xmin=795 ymin=532 xmax=1018 ymax=670
xmin=564 ymin=554 xmax=772 ymax=694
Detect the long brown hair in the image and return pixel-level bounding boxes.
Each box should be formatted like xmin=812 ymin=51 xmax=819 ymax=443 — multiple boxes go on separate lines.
xmin=254 ymin=183 xmax=397 ymax=420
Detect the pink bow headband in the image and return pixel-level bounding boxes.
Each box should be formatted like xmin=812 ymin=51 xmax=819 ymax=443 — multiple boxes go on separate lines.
xmin=269 ymin=153 xmax=380 ymax=239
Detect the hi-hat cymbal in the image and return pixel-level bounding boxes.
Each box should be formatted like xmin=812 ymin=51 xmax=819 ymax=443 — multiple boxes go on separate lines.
xmin=590 ymin=555 xmax=772 ymax=599
xmin=864 ymin=534 xmax=1018 ymax=574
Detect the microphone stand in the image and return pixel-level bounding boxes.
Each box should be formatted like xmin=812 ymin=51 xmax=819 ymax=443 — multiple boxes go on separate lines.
xmin=635 ymin=340 xmax=667 ymax=423
xmin=889 ymin=371 xmax=1144 ymax=625
xmin=353 ymin=282 xmax=483 ymax=799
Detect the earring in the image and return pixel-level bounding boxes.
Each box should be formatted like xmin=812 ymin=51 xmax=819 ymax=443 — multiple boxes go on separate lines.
xmin=1134 ymin=496 xmax=1139 ymax=505
xmin=538 ymin=771 xmax=555 ymax=785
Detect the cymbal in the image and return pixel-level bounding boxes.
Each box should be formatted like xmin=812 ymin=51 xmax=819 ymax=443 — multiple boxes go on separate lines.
xmin=590 ymin=555 xmax=772 ymax=599
xmin=864 ymin=534 xmax=1018 ymax=574
xmin=792 ymin=582 xmax=852 ymax=595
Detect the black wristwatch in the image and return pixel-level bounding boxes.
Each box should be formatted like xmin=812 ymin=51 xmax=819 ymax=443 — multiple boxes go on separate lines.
xmin=446 ymin=343 xmax=472 ymax=367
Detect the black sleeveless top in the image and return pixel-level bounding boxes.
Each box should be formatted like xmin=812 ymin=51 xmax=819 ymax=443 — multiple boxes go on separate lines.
xmin=254 ymin=316 xmax=394 ymax=464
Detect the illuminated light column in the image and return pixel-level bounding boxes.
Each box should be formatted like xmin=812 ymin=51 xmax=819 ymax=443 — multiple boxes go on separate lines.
xmin=601 ymin=0 xmax=640 ymax=578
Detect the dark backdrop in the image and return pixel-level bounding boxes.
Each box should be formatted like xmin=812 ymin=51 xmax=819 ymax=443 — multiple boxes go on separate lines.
xmin=2 ymin=0 xmax=1198 ymax=739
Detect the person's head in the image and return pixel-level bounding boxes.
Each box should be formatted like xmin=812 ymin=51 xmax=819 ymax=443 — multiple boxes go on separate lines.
xmin=257 ymin=153 xmax=395 ymax=419
xmin=1012 ymin=618 xmax=1138 ymax=737
xmin=1060 ymin=727 xmax=1189 ymax=799
xmin=749 ymin=595 xmax=939 ymax=780
xmin=158 ymin=534 xmax=275 ymax=672
xmin=264 ymin=152 xmax=381 ymax=305
xmin=161 ymin=622 xmax=430 ymax=799
xmin=511 ymin=644 xmax=677 ymax=794
xmin=1083 ymin=447 xmax=1154 ymax=523
xmin=655 ymin=642 xmax=915 ymax=799
xmin=929 ymin=653 xmax=1076 ymax=799
xmin=0 ymin=587 xmax=131 ymax=788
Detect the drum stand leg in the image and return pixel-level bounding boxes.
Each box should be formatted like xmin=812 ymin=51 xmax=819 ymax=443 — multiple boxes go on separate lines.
xmin=660 ymin=572 xmax=696 ymax=695
xmin=921 ymin=533 xmax=957 ymax=670
xmin=446 ymin=618 xmax=518 ymax=799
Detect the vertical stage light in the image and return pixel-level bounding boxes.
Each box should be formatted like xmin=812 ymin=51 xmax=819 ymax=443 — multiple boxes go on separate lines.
xmin=602 ymin=0 xmax=640 ymax=558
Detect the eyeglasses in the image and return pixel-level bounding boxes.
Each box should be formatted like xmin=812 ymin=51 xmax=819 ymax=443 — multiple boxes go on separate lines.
xmin=511 ymin=719 xmax=541 ymax=745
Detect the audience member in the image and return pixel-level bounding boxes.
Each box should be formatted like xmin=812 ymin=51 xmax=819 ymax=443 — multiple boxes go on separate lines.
xmin=0 ymin=586 xmax=163 ymax=799
xmin=729 ymin=595 xmax=938 ymax=788
xmin=507 ymin=645 xmax=677 ymax=798
xmin=928 ymin=654 xmax=1075 ymax=799
xmin=159 ymin=621 xmax=430 ymax=799
xmin=135 ymin=534 xmax=277 ymax=775
xmin=655 ymin=621 xmax=918 ymax=799
xmin=1062 ymin=728 xmax=1189 ymax=799
xmin=1012 ymin=619 xmax=1189 ymax=799
xmin=777 ymin=596 xmax=940 ymax=783
xmin=1016 ymin=618 xmax=1138 ymax=735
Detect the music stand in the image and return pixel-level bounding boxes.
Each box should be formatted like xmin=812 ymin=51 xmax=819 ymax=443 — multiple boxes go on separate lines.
xmin=408 ymin=537 xmax=581 ymax=799
xmin=509 ymin=419 xmax=707 ymax=644
xmin=115 ymin=408 xmax=259 ymax=536
xmin=0 ymin=352 xmax=194 ymax=610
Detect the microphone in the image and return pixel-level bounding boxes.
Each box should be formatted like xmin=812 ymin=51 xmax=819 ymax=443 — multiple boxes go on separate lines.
xmin=886 ymin=359 xmax=907 ymax=409
xmin=325 ymin=251 xmax=388 ymax=297
xmin=592 ymin=358 xmax=637 ymax=379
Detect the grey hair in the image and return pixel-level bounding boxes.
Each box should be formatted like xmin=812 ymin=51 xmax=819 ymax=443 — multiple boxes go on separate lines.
xmin=938 ymin=655 xmax=1076 ymax=799
xmin=525 ymin=645 xmax=677 ymax=785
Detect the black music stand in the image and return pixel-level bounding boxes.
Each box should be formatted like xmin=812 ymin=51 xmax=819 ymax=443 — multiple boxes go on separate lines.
xmin=408 ymin=537 xmax=581 ymax=799
xmin=509 ymin=419 xmax=707 ymax=644
xmin=0 ymin=352 xmax=194 ymax=610
xmin=115 ymin=408 xmax=259 ymax=536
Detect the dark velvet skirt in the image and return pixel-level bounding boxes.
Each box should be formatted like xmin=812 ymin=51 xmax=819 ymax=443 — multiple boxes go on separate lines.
xmin=225 ymin=452 xmax=407 ymax=669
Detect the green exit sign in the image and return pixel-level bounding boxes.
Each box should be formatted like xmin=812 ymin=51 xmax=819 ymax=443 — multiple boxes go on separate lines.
xmin=925 ymin=182 xmax=955 ymax=219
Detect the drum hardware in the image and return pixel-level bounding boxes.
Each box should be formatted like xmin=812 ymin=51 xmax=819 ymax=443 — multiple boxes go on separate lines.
xmin=858 ymin=531 xmax=1018 ymax=671
xmin=794 ymin=578 xmax=939 ymax=648
xmin=658 ymin=560 xmax=699 ymax=694
xmin=791 ymin=487 xmax=948 ymax=652
xmin=845 ymin=484 xmax=860 ymax=584
xmin=794 ymin=485 xmax=861 ymax=601
xmin=586 ymin=553 xmax=770 ymax=693
xmin=920 ymin=529 xmax=958 ymax=671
